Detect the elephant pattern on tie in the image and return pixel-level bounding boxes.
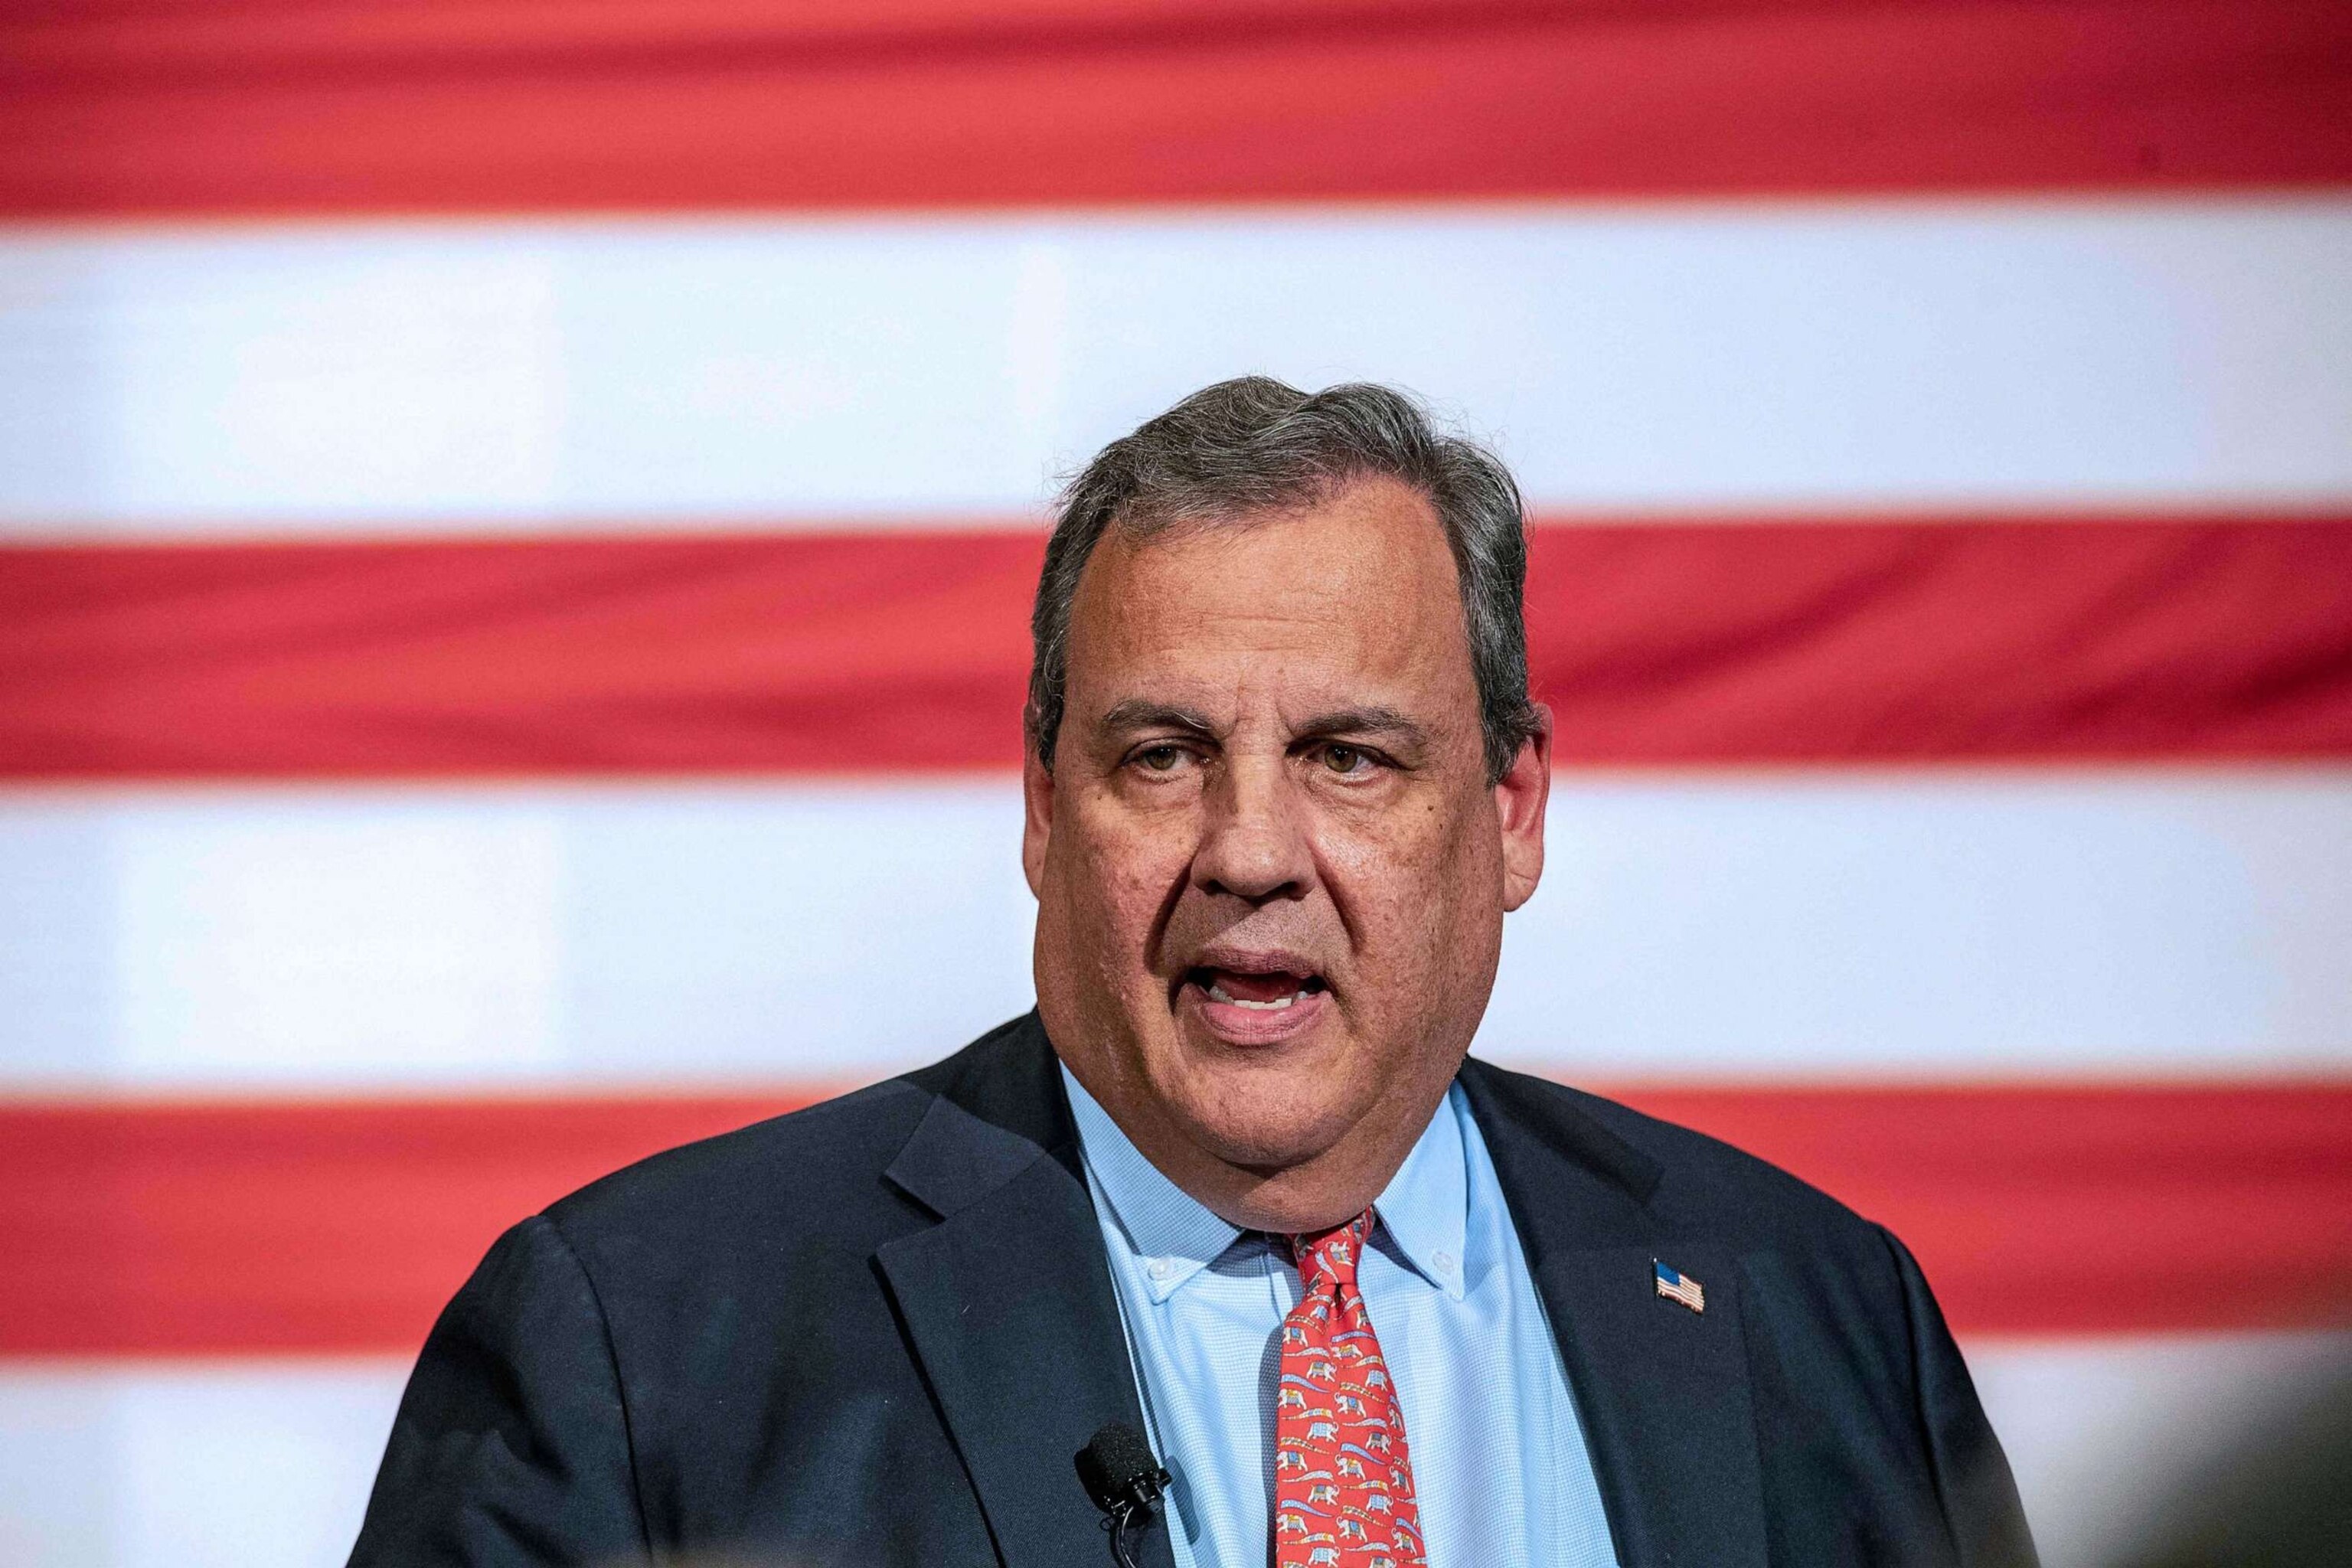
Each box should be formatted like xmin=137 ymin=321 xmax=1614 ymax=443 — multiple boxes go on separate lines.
xmin=1272 ymin=1212 xmax=1427 ymax=1568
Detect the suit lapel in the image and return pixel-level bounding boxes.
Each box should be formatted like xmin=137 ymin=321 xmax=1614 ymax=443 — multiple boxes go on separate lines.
xmin=1459 ymin=1060 xmax=1769 ymax=1568
xmin=877 ymin=1029 xmax=1176 ymax=1568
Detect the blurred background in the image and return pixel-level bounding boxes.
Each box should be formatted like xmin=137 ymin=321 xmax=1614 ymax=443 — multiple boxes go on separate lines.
xmin=2 ymin=1 xmax=2350 ymax=1564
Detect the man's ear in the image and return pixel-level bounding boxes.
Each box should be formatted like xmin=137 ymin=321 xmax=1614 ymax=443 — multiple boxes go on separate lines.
xmin=1021 ymin=719 xmax=1054 ymax=898
xmin=1497 ymin=704 xmax=1552 ymax=913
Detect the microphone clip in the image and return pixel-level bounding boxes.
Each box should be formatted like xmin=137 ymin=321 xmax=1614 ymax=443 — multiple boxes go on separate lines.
xmin=1076 ymin=1423 xmax=1171 ymax=1568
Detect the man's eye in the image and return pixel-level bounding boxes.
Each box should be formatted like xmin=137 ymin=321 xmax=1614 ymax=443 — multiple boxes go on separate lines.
xmin=1322 ymin=744 xmax=1368 ymax=775
xmin=1135 ymin=745 xmax=1185 ymax=773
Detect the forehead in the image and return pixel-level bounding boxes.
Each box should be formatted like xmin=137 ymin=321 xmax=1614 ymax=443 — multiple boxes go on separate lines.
xmin=1063 ymin=477 xmax=1475 ymax=710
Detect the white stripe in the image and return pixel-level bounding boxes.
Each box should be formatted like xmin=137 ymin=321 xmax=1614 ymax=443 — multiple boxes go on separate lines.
xmin=2 ymin=198 xmax=2347 ymax=534
xmin=1974 ymin=1331 xmax=2352 ymax=1568
xmin=2 ymin=769 xmax=2346 ymax=1091
xmin=2 ymin=1332 xmax=2342 ymax=1568
xmin=0 ymin=1358 xmax=408 ymax=1568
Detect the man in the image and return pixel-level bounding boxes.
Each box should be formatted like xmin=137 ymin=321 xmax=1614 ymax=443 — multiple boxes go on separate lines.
xmin=350 ymin=379 xmax=2036 ymax=1567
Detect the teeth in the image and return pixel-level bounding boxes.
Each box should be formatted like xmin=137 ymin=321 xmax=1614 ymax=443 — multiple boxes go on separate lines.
xmin=1205 ymin=982 xmax=1299 ymax=1011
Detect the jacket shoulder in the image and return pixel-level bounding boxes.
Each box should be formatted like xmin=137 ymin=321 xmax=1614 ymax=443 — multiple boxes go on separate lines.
xmin=541 ymin=1075 xmax=930 ymax=1241
xmin=537 ymin=1012 xmax=1050 ymax=1258
xmin=1465 ymin=1057 xmax=1889 ymax=1251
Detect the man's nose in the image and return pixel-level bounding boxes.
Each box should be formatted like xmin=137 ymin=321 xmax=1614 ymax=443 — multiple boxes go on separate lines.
xmin=1191 ymin=756 xmax=1316 ymax=903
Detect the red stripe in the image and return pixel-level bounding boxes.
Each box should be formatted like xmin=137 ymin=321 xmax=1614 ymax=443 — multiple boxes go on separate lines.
xmin=1523 ymin=517 xmax=2352 ymax=765
xmin=0 ymin=530 xmax=1047 ymax=778
xmin=5 ymin=516 xmax=2350 ymax=777
xmin=0 ymin=1095 xmax=805 ymax=1358
xmin=4 ymin=1 xmax=2347 ymax=215
xmin=1 ymin=1082 xmax=2344 ymax=1354
xmin=1615 ymin=1083 xmax=2352 ymax=1337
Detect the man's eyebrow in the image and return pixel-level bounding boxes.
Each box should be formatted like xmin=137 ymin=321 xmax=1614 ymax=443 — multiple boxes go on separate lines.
xmin=1095 ymin=699 xmax=1220 ymax=737
xmin=1291 ymin=706 xmax=1428 ymax=745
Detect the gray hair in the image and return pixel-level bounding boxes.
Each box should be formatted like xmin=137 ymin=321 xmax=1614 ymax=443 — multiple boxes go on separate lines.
xmin=1027 ymin=376 xmax=1542 ymax=783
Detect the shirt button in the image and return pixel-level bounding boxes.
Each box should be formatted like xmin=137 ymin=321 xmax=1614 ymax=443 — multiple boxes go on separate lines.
xmin=1432 ymin=1250 xmax=1456 ymax=1276
xmin=1148 ymin=1259 xmax=1176 ymax=1282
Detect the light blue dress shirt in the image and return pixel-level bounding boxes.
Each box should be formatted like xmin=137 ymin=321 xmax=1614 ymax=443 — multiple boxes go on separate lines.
xmin=1063 ymin=1067 xmax=1621 ymax=1568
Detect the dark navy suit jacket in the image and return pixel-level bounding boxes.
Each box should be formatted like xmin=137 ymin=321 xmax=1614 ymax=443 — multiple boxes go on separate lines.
xmin=349 ymin=1013 xmax=2037 ymax=1567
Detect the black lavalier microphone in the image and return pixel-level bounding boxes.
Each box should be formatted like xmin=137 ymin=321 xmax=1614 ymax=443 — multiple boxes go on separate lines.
xmin=1075 ymin=1423 xmax=1171 ymax=1568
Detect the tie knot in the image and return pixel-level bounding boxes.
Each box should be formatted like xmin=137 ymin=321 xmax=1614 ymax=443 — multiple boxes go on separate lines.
xmin=1290 ymin=1209 xmax=1375 ymax=1292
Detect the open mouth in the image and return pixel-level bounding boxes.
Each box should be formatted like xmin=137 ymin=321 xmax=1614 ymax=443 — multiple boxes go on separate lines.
xmin=1184 ymin=967 xmax=1328 ymax=1011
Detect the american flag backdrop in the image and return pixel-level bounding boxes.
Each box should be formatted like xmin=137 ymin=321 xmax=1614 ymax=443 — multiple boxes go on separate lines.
xmin=2 ymin=3 xmax=2350 ymax=1565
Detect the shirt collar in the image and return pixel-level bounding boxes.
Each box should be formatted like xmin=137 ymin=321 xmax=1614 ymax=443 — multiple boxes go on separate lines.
xmin=1062 ymin=1063 xmax=1469 ymax=1304
xmin=1371 ymin=1082 xmax=1470 ymax=1301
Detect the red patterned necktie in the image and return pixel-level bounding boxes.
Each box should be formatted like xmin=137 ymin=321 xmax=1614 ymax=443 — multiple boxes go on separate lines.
xmin=1272 ymin=1211 xmax=1426 ymax=1568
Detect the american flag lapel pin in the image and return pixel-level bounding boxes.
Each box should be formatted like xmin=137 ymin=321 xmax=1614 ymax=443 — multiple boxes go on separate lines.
xmin=1653 ymin=1259 xmax=1706 ymax=1313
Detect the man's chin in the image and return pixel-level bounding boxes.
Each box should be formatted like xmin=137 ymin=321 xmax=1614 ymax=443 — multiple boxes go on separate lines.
xmin=1190 ymin=1120 xmax=1353 ymax=1178
xmin=1158 ymin=1060 xmax=1364 ymax=1174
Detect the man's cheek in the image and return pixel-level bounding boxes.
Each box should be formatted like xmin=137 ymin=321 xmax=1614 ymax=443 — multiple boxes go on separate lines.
xmin=1090 ymin=814 xmax=1194 ymax=890
xmin=1319 ymin=822 xmax=1438 ymax=895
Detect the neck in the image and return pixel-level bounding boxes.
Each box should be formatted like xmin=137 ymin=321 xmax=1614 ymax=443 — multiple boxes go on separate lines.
xmin=1076 ymin=1064 xmax=1451 ymax=1235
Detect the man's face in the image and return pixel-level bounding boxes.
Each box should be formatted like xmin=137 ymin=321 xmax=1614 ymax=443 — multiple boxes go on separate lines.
xmin=1024 ymin=478 xmax=1550 ymax=1227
